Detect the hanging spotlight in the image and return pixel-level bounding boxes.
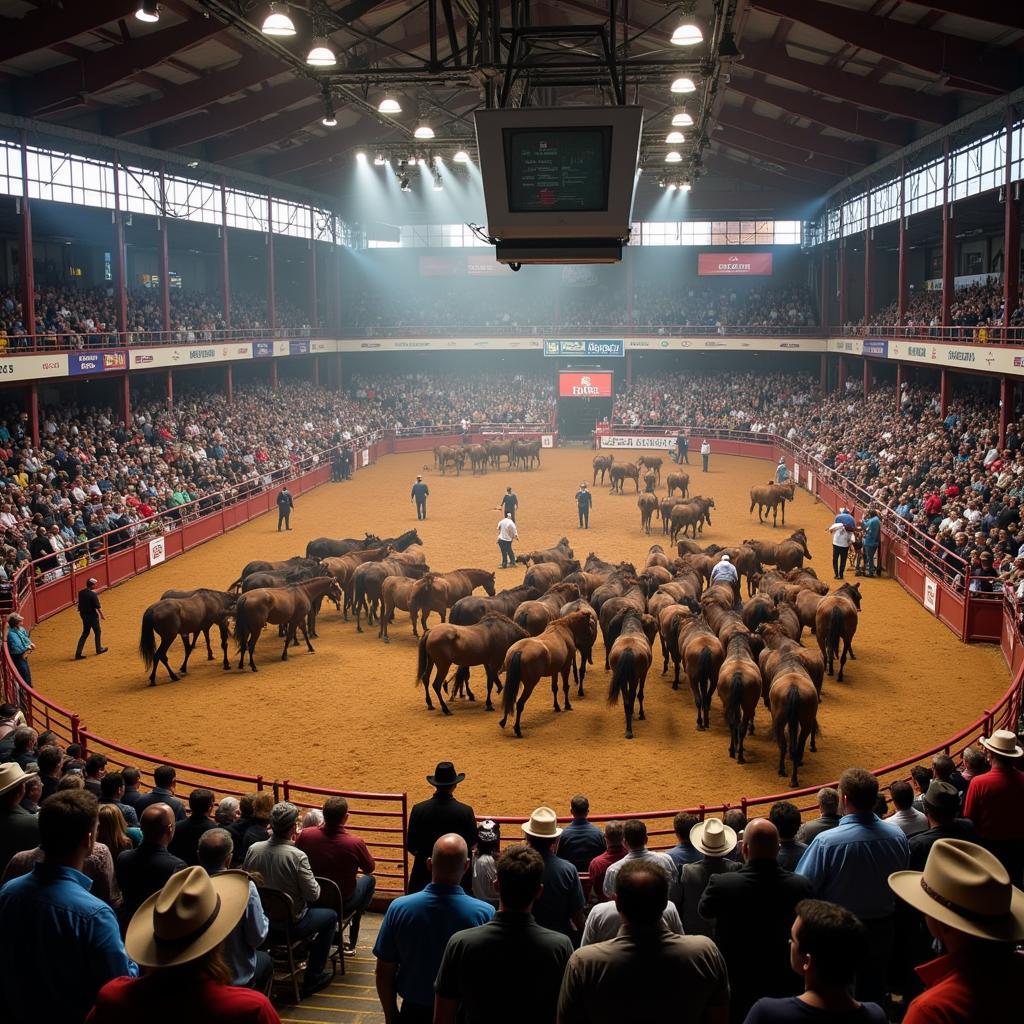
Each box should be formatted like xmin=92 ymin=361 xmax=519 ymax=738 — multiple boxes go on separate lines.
xmin=667 ymin=182 xmax=678 ymax=191
xmin=400 ymin=175 xmax=412 ymax=192
xmin=672 ymin=107 xmax=694 ymax=127
xmin=374 ymin=153 xmax=386 ymax=166
xmin=417 ymin=157 xmax=427 ymax=167
xmin=261 ymin=3 xmax=296 ymax=37
xmin=321 ymin=104 xmax=337 ymax=127
xmin=681 ymin=180 xmax=693 ymax=193
xmin=671 ymin=77 xmax=696 ymax=94
xmin=432 ymin=170 xmax=444 ymax=191
xmin=305 ymin=36 xmax=337 ymax=67
xmin=671 ymin=18 xmax=703 ymax=47
xmin=135 ymin=1 xmax=160 ymax=22
xmin=664 ymin=151 xmax=682 ymax=163
xmin=378 ymin=95 xmax=402 ymax=114
xmin=355 ymin=152 xmax=367 ymax=163
xmin=414 ymin=123 xmax=435 ymax=140
xmin=665 ymin=130 xmax=685 ymax=144
xmin=453 ymin=150 xmax=470 ymax=163
xmin=718 ymin=31 xmax=741 ymax=58
xmin=658 ymin=178 xmax=666 ymax=188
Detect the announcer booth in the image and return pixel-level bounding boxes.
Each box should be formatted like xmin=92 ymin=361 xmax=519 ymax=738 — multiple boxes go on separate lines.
xmin=545 ymin=338 xmax=623 ymax=440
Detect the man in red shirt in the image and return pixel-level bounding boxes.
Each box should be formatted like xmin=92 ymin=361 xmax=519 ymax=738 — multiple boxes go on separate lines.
xmin=889 ymin=838 xmax=1024 ymax=1024
xmin=586 ymin=821 xmax=628 ymax=904
xmin=962 ymin=728 xmax=1024 ymax=885
xmin=296 ymin=796 xmax=376 ymax=953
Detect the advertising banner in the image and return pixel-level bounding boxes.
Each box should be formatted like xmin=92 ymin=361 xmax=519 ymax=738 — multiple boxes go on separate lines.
xmin=252 ymin=341 xmax=273 ymax=358
xmin=862 ymin=339 xmax=888 ymax=358
xmin=149 ymin=536 xmax=166 ymax=567
xmin=545 ymin=339 xmax=624 ymax=358
xmin=69 ymin=350 xmax=127 ymax=376
xmin=558 ymin=371 xmax=613 ymax=398
xmin=361 ymin=448 xmax=370 ymax=467
xmin=0 ymin=353 xmax=68 ymax=381
xmin=288 ymin=339 xmax=309 ymax=355
xmin=130 ymin=344 xmax=252 ymax=369
xmin=806 ymin=471 xmax=814 ymax=494
xmin=599 ymin=434 xmax=676 ymax=450
xmin=698 ymin=253 xmax=773 ymax=276
xmin=541 ymin=435 xmax=554 ymax=448
xmin=793 ymin=462 xmax=800 ymax=486
xmin=273 ymin=340 xmax=290 ymax=357
xmin=923 ymin=576 xmax=938 ymax=613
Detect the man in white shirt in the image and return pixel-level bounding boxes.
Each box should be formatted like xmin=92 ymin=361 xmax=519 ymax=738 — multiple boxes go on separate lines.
xmin=602 ymin=820 xmax=676 ymax=898
xmin=497 ymin=515 xmax=519 ymax=569
xmin=700 ymin=439 xmax=711 ymax=473
xmin=581 ymin=888 xmax=683 ymax=945
xmin=828 ymin=519 xmax=853 ymax=580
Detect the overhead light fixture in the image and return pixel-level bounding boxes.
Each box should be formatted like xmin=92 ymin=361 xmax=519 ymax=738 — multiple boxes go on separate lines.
xmin=378 ymin=95 xmax=401 ymax=114
xmin=305 ymin=37 xmax=336 ymax=67
xmin=671 ymin=18 xmax=703 ymax=46
xmin=355 ymin=151 xmax=367 ymax=163
xmin=718 ymin=31 xmax=741 ymax=58
xmin=261 ymin=3 xmax=296 ymax=37
xmin=400 ymin=175 xmax=412 ymax=192
xmin=414 ymin=123 xmax=435 ymax=140
xmin=417 ymin=157 xmax=427 ymax=166
xmin=665 ymin=151 xmax=682 ymax=163
xmin=665 ymin=131 xmax=685 ymax=144
xmin=321 ymin=107 xmax=337 ymax=127
xmin=186 ymin=159 xmax=199 ymax=168
xmin=432 ymin=172 xmax=444 ymax=191
xmin=135 ymin=1 xmax=160 ymax=22
xmin=672 ymin=107 xmax=694 ymax=127
xmin=671 ymin=77 xmax=696 ymax=94
xmin=453 ymin=150 xmax=470 ymax=163
xmin=374 ymin=153 xmax=386 ymax=166
xmin=658 ymin=178 xmax=666 ymax=188
xmin=667 ymin=182 xmax=678 ymax=190
xmin=681 ymin=180 xmax=693 ymax=193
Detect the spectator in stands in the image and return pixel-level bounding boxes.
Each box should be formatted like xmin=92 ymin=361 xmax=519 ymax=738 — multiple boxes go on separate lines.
xmin=521 ymin=806 xmax=586 ymax=942
xmin=196 ymin=828 xmax=272 ymax=994
xmin=769 ymin=803 xmax=807 ymax=871
xmin=115 ymin=803 xmax=186 ymax=925
xmin=587 ymin=821 xmax=628 ymax=903
xmin=910 ymin=765 xmax=934 ymax=812
xmin=557 ymin=859 xmax=730 ymax=1024
xmin=233 ymin=791 xmax=273 ymax=865
xmin=666 ymin=810 xmax=701 ymax=872
xmin=3 ymin=727 xmax=37 ymax=771
xmin=909 ymin=781 xmax=977 ymax=871
xmin=97 ymin=804 xmax=136 ymax=863
xmin=0 ymin=762 xmax=39 ymax=875
xmin=296 ymin=795 xmax=377 ymax=954
xmin=887 ymin=780 xmax=930 ymax=837
xmin=890 ymin=838 xmax=1024 ymax=1024
xmin=406 ymin=761 xmax=477 ymax=894
xmin=679 ymin=817 xmax=741 ymax=938
xmin=5 ymin=613 xmax=33 ymax=686
xmin=243 ymin=802 xmax=337 ymax=998
xmin=602 ymin=819 xmax=676 ymax=899
xmin=84 ymin=754 xmax=108 ymax=796
xmin=121 ymin=767 xmax=144 ymax=812
xmin=959 ymin=746 xmax=989 ymax=785
xmin=0 ymin=703 xmax=22 ymax=743
xmin=300 ymin=808 xmax=323 ymax=830
xmin=168 ymin=788 xmax=217 ymax=866
xmin=555 ymin=795 xmax=606 ymax=875
xmin=744 ymin=899 xmax=887 ymax=1024
xmin=699 ymin=818 xmax=813 ymax=1022
xmin=962 ymin=729 xmax=1024 ymax=884
xmin=582 ymin=864 xmax=684 ymax=946
xmin=215 ymin=796 xmax=240 ymax=827
xmin=87 ymin=865 xmax=279 ymax=1023
xmin=19 ymin=771 xmax=41 ymax=814
xmin=36 ymin=743 xmax=62 ymax=801
xmin=99 ymin=773 xmax=139 ymax=827
xmin=435 ymin=844 xmax=573 ymax=1024
xmin=374 ymin=833 xmax=493 ymax=1024
xmin=932 ymin=753 xmax=968 ymax=800
xmin=796 ymin=768 xmax=910 ymax=1005
xmin=0 ymin=790 xmax=135 ymax=1024
xmin=133 ymin=765 xmax=185 ymax=821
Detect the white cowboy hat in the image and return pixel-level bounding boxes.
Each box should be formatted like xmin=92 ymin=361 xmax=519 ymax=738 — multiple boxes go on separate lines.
xmin=125 ymin=866 xmax=251 ymax=968
xmin=0 ymin=762 xmax=37 ymax=797
xmin=522 ymin=806 xmax=563 ymax=839
xmin=720 ymin=554 xmax=731 ymax=562
xmin=889 ymin=839 xmax=1024 ymax=943
xmin=979 ymin=728 xmax=1024 ymax=759
xmin=690 ymin=817 xmax=737 ymax=857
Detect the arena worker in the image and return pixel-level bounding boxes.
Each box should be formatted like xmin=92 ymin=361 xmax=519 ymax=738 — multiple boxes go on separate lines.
xmin=411 ymin=475 xmax=429 ymax=521
xmin=74 ymin=577 xmax=107 ymax=661
xmin=497 ymin=485 xmax=518 ymax=522
xmin=574 ymin=482 xmax=593 ymax=529
xmin=709 ymin=553 xmax=739 ymax=591
xmin=700 ymin=438 xmax=711 ymax=472
xmin=275 ymin=485 xmax=293 ymax=531
xmin=775 ymin=458 xmax=789 ymax=484
xmin=497 ymin=512 xmax=519 ymax=569
xmin=828 ymin=517 xmax=854 ymax=581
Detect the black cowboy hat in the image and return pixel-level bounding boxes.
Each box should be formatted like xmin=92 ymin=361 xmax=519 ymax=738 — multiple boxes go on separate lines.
xmin=427 ymin=761 xmax=465 ymax=787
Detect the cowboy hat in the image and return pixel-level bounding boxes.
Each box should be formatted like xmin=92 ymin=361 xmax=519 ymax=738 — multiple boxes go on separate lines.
xmin=522 ymin=806 xmax=563 ymax=839
xmin=126 ymin=866 xmax=251 ymax=968
xmin=889 ymin=839 xmax=1024 ymax=943
xmin=427 ymin=761 xmax=465 ymax=787
xmin=979 ymin=728 xmax=1024 ymax=759
xmin=690 ymin=817 xmax=737 ymax=857
xmin=0 ymin=762 xmax=37 ymax=797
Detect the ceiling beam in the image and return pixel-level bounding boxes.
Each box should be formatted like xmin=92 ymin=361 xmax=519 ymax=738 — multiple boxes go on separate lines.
xmin=913 ymin=1 xmax=1024 ymax=34
xmin=750 ymin=0 xmax=1022 ymax=94
xmin=156 ymin=79 xmax=319 ymax=150
xmin=741 ymin=43 xmax=952 ymax=124
xmin=206 ymin=102 xmax=325 ymax=161
xmin=18 ymin=19 xmax=224 ymax=117
xmin=716 ymin=106 xmax=876 ymax=165
xmin=104 ymin=53 xmax=289 ymax=137
xmin=700 ymin=156 xmax=818 ymax=198
xmin=726 ymin=75 xmax=910 ymax=147
xmin=709 ymin=138 xmax=841 ymax=187
xmin=262 ymin=130 xmax=361 ymax=176
xmin=714 ymin=123 xmax=850 ymax=178
xmin=0 ymin=0 xmax=139 ymax=63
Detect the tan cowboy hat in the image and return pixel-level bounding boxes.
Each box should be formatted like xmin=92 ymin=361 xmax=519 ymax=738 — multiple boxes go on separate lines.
xmin=979 ymin=728 xmax=1023 ymax=759
xmin=690 ymin=817 xmax=737 ymax=857
xmin=522 ymin=806 xmax=563 ymax=839
xmin=889 ymin=839 xmax=1024 ymax=943
xmin=125 ymin=866 xmax=251 ymax=968
xmin=0 ymin=762 xmax=37 ymax=797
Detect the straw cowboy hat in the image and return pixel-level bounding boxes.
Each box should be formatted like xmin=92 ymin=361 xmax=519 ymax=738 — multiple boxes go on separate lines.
xmin=0 ymin=762 xmax=37 ymax=797
xmin=690 ymin=817 xmax=737 ymax=858
xmin=889 ymin=839 xmax=1024 ymax=943
xmin=979 ymin=728 xmax=1023 ymax=759
xmin=125 ymin=866 xmax=251 ymax=968
xmin=522 ymin=806 xmax=563 ymax=839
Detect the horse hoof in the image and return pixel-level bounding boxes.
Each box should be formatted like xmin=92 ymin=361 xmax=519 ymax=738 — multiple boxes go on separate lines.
xmin=514 ymin=728 xmax=522 ymax=738
xmin=442 ymin=708 xmax=452 ymax=716
xmin=148 ymin=681 xmax=156 ymax=687
xmin=625 ymin=732 xmax=633 ymax=740
xmin=737 ymin=756 xmax=745 ymax=765
xmin=485 ymin=703 xmax=493 ymax=711
xmin=169 ymin=674 xmax=179 ymax=682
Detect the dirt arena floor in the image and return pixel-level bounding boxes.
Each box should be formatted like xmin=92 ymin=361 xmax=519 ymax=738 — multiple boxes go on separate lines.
xmin=32 ymin=448 xmax=1008 ymax=816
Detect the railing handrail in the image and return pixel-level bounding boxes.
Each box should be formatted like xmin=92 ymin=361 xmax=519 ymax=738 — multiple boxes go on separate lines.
xmin=0 ymin=327 xmax=318 ymax=354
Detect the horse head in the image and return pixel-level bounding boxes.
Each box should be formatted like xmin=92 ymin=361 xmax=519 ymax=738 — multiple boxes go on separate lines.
xmin=838 ymin=581 xmax=863 ymax=609
xmin=483 ymin=572 xmax=496 ymax=596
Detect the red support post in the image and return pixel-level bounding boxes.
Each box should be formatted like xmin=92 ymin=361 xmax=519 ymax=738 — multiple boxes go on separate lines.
xmin=166 ymin=368 xmax=174 ymax=408
xmin=897 ymin=159 xmax=907 ymax=322
xmin=863 ymin=357 xmax=871 ymax=399
xmin=940 ymin=368 xmax=950 ymax=417
xmin=895 ymin=361 xmax=904 ymax=411
xmin=220 ymin=179 xmax=231 ymax=327
xmin=28 ymin=383 xmax=39 ymax=447
xmin=863 ymin=189 xmax=873 ymax=324
xmin=18 ymin=131 xmax=36 ymax=338
xmin=819 ymin=247 xmax=829 ymax=330
xmin=266 ymin=194 xmax=276 ymax=330
xmin=837 ymin=355 xmax=847 ymax=393
xmin=941 ymin=137 xmax=953 ymax=328
xmin=312 ymin=356 xmax=320 ymax=388
xmin=159 ymin=164 xmax=170 ymax=333
xmin=112 ymin=154 xmax=128 ymax=335
xmin=1005 ymin=106 xmax=1020 ymax=334
xmin=1000 ymin=377 xmax=1014 ymax=448
xmin=225 ymin=363 xmax=233 ymax=404
xmin=121 ymin=373 xmax=131 ymax=427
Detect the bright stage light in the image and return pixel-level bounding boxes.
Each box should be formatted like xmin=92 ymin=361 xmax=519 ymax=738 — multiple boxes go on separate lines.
xmin=665 ymin=131 xmax=685 ymax=144
xmin=414 ymin=124 xmax=435 ymax=140
xmin=135 ymin=1 xmax=160 ymax=22
xmin=378 ymin=95 xmax=402 ymax=114
xmin=671 ymin=19 xmax=703 ymax=46
xmin=355 ymin=151 xmax=367 ymax=163
xmin=453 ymin=150 xmax=470 ymax=163
xmin=672 ymin=107 xmax=694 ymax=127
xmin=671 ymin=77 xmax=696 ymax=94
xmin=374 ymin=153 xmax=386 ymax=166
xmin=665 ymin=151 xmax=682 ymax=163
xmin=261 ymin=3 xmax=296 ymax=37
xmin=306 ymin=37 xmax=337 ymax=67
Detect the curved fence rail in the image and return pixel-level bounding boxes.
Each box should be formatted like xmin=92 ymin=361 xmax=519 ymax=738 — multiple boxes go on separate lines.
xmin=1 ymin=425 xmax=1019 ymax=900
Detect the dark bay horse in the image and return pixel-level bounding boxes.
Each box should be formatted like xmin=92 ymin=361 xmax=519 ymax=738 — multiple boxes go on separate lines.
xmin=607 ymin=610 xmax=658 ymax=739
xmin=352 ymin=548 xmax=428 ymax=632
xmin=609 ymin=463 xmax=640 ymax=494
xmin=592 ymin=454 xmax=614 ymax=485
xmin=140 ymin=589 xmax=238 ymax=686
xmin=514 ymin=581 xmax=582 ymax=636
xmin=416 ymin=613 xmax=528 ymax=714
xmin=766 ymin=654 xmax=820 ymax=787
xmin=236 ymin=556 xmax=321 ymax=585
xmin=678 ymin=616 xmax=725 ymax=726
xmin=814 ymin=581 xmax=861 ymax=681
xmin=449 ymin=584 xmax=538 ymax=626
xmin=716 ymin=632 xmax=762 ymax=764
xmin=408 ymin=569 xmax=496 ymax=634
xmin=305 ymin=532 xmax=382 ymax=560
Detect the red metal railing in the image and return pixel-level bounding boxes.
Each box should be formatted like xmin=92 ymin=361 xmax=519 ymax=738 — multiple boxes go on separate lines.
xmin=347 ymin=325 xmax=828 ymax=339
xmin=841 ymin=324 xmax=1024 ymax=345
xmin=0 ymin=327 xmax=315 ymax=355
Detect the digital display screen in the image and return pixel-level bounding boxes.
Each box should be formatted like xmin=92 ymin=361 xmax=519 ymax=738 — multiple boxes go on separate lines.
xmin=504 ymin=127 xmax=612 ymax=213
xmin=559 ymin=372 xmax=614 ymax=398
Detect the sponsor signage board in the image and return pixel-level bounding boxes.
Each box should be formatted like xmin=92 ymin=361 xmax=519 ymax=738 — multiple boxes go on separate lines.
xmin=923 ymin=576 xmax=938 ymax=613
xmin=149 ymin=537 xmax=166 ymax=567
xmin=599 ymin=434 xmax=676 ymax=450
xmin=544 ymin=338 xmax=625 ymax=358
xmin=273 ymin=340 xmax=290 ymax=357
xmin=0 ymin=353 xmax=69 ymax=381
xmin=541 ymin=434 xmax=554 ymax=448
xmin=335 ymin=336 xmax=826 ymax=353
xmin=252 ymin=341 xmax=273 ymax=358
xmin=559 ymin=371 xmax=613 ymax=398
xmin=698 ymin=252 xmax=773 ymax=276
xmin=289 ymin=339 xmax=309 ymax=355
xmin=69 ymin=350 xmax=127 ymax=376
xmin=130 ymin=344 xmax=253 ymax=368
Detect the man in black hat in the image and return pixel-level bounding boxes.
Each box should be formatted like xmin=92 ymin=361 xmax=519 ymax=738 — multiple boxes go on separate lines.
xmin=74 ymin=577 xmax=107 ymax=660
xmin=406 ymin=762 xmax=477 ymax=893
xmin=276 ymin=486 xmax=294 ymax=532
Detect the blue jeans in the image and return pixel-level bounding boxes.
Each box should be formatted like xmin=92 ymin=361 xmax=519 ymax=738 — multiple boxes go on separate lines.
xmin=863 ymin=543 xmax=879 ymax=576
xmin=285 ymin=907 xmax=337 ymax=984
xmin=346 ymin=874 xmax=376 ymax=946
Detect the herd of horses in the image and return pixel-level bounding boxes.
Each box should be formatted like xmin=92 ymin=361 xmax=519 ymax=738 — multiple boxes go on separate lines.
xmin=433 ymin=438 xmax=543 ymax=475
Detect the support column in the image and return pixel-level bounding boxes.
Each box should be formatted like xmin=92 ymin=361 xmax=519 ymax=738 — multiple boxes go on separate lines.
xmin=266 ymin=194 xmax=276 ymax=330
xmin=837 ymin=355 xmax=847 ymax=393
xmin=819 ymin=247 xmax=829 ymax=330
xmin=112 ymin=154 xmax=128 ymax=335
xmin=334 ymin=351 xmax=342 ymax=390
xmin=1000 ymin=377 xmax=1014 ymax=448
xmin=18 ymin=131 xmax=36 ymax=339
xmin=895 ymin=361 xmax=905 ymax=411
xmin=625 ymin=247 xmax=634 ymax=325
xmin=28 ymin=383 xmax=39 ymax=447
xmin=838 ymin=241 xmax=848 ymax=328
xmin=625 ymin=351 xmax=633 ymax=387
xmin=158 ymin=164 xmax=170 ymax=334
xmin=819 ymin=352 xmax=828 ymax=392
xmin=897 ymin=160 xmax=908 ymax=322
xmin=941 ymin=137 xmax=953 ymax=328
xmin=270 ymin=359 xmax=278 ymax=389
xmin=863 ymin=358 xmax=871 ymax=399
xmin=1005 ymin=106 xmax=1021 ymax=334
xmin=312 ymin=357 xmax=320 ymax=388
xmin=225 ymin=363 xmax=233 ymax=404
xmin=166 ymin=368 xmax=174 ymax=408
xmin=308 ymin=234 xmax=318 ymax=330
xmin=863 ymin=190 xmax=873 ymax=324
xmin=121 ymin=373 xmax=131 ymax=427
xmin=220 ymin=179 xmax=231 ymax=327
xmin=940 ymin=368 xmax=950 ymax=417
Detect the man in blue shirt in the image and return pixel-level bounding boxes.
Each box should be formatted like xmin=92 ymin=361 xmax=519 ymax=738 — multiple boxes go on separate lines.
xmin=522 ymin=806 xmax=586 ymax=942
xmin=554 ymin=795 xmax=606 ymax=875
xmin=0 ymin=789 xmax=135 ymax=1024
xmin=796 ymin=767 xmax=909 ymax=1006
xmin=835 ymin=507 xmax=856 ymax=532
xmin=4 ymin=612 xmax=33 ymax=687
xmin=861 ymin=508 xmax=882 ymax=578
xmin=374 ymin=833 xmax=493 ymax=1023
xmin=574 ymin=483 xmax=593 ymax=529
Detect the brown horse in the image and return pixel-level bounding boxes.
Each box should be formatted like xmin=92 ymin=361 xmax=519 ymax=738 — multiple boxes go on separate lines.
xmin=679 ymin=616 xmax=725 ymax=725
xmin=779 ymin=587 xmax=827 ymax=634
xmin=305 ymin=532 xmax=383 ymax=560
xmin=449 ymin=584 xmax=537 ymax=626
xmin=438 ymin=448 xmax=466 ymax=475
xmin=464 ymin=444 xmax=490 ymax=474
xmin=500 ymin=611 xmax=598 ymax=737
xmin=744 ymin=529 xmax=812 ymax=572
xmin=590 ymin=566 xmax=640 ymax=616
xmin=522 ymin=557 xmax=580 ymax=595
xmin=638 ymin=493 xmax=659 ymax=535
xmin=234 ymin=577 xmax=342 ymax=672
xmin=645 ymin=545 xmax=672 ymax=570
xmin=407 ymin=569 xmax=496 ymax=636
xmin=416 ymin=613 xmax=528 ymax=714
xmin=234 ymin=556 xmax=322 ymax=588
xmin=757 ymin=621 xmax=825 ymax=700
xmin=717 ymin=632 xmax=762 ymax=763
xmin=657 ymin=603 xmax=696 ymax=677
xmin=140 ymin=589 xmax=238 ymax=686
xmin=670 ymin=497 xmax=715 ymax=543
xmin=815 ymin=582 xmax=861 ymax=682
xmin=511 ymin=438 xmax=542 ymax=470
xmin=742 ymin=594 xmax=778 ymax=634
xmin=516 ymin=538 xmax=574 ymax=565
xmin=592 ymin=454 xmax=614 ymax=485
xmin=378 ymin=575 xmax=426 ymax=641
xmin=607 ymin=610 xmax=658 ymax=739
xmin=352 ymin=548 xmax=428 ymax=632
xmin=561 ymin=570 xmax=610 ymax=599
xmin=666 ymin=471 xmax=689 ymax=498
xmin=636 ymin=455 xmax=663 ymax=484
xmin=609 ymin=463 xmax=640 ymax=494
xmin=767 ymin=659 xmax=820 ymax=786
xmin=556 ymin=598 xmax=600 ymax=692
xmin=599 ymin=578 xmax=655 ymax=667
xmin=660 ymin=497 xmax=684 ymax=533
xmin=321 ymin=545 xmax=394 ymax=617
xmin=749 ymin=481 xmax=797 ymax=527
xmin=514 ymin=581 xmax=582 ymax=636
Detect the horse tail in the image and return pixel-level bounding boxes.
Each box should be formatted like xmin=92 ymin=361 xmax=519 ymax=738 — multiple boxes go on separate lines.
xmin=416 ymin=630 xmax=431 ymax=687
xmin=608 ymin=648 xmax=635 ymax=706
xmin=502 ymin=650 xmax=523 ymax=719
xmin=353 ymin=573 xmax=367 ymax=616
xmin=234 ymin=597 xmax=250 ymax=653
xmin=697 ymin=646 xmax=712 ymax=696
xmin=138 ymin=608 xmax=157 ymax=671
xmin=729 ymin=670 xmax=744 ymax=727
xmin=827 ymin=605 xmax=842 ymax=660
xmin=786 ymin=684 xmax=800 ymax=762
xmin=227 ymin=577 xmax=243 ymax=594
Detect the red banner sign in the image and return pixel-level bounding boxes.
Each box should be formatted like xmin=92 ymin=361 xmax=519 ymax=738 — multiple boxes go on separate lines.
xmin=559 ymin=371 xmax=613 ymax=398
xmin=698 ymin=252 xmax=773 ymax=276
